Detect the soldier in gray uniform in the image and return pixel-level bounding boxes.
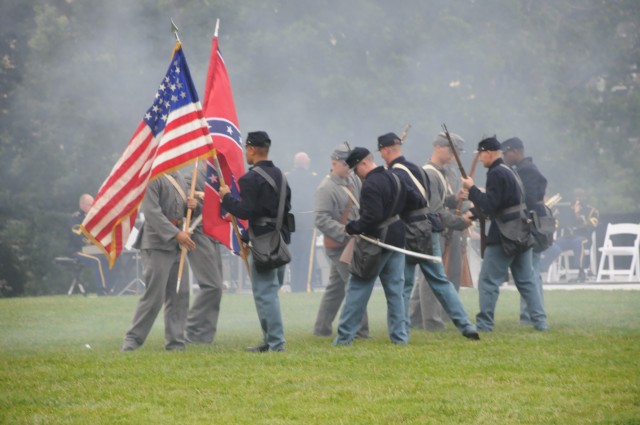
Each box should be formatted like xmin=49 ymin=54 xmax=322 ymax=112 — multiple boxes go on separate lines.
xmin=312 ymin=143 xmax=369 ymax=338
xmin=121 ymin=171 xmax=196 ymax=351
xmin=410 ymin=132 xmax=471 ymax=330
xmin=184 ymin=165 xmax=225 ymax=344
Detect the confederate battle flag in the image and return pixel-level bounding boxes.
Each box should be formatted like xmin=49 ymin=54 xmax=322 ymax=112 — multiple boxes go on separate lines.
xmin=201 ymin=33 xmax=247 ymax=253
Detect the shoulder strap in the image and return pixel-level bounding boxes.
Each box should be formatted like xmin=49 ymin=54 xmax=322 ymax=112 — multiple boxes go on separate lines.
xmin=252 ymin=166 xmax=277 ymax=191
xmin=423 ymin=164 xmax=452 ymax=196
xmin=341 ymin=185 xmax=360 ymax=208
xmin=392 ymin=163 xmax=430 ymax=208
xmin=252 ymin=166 xmax=287 ymax=231
xmin=164 ymin=174 xmax=187 ymax=202
xmin=389 ymin=172 xmax=402 ymax=216
xmin=499 ymin=164 xmax=526 ymax=202
xmin=499 ymin=163 xmax=528 ymax=219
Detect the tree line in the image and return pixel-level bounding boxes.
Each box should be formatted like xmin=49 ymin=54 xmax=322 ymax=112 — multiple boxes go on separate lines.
xmin=1 ymin=0 xmax=638 ymax=296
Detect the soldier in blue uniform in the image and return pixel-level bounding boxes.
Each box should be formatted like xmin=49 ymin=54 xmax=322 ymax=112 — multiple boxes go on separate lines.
xmin=378 ymin=132 xmax=479 ymax=340
xmin=461 ymin=137 xmax=548 ymax=332
xmin=501 ymin=137 xmax=550 ymax=324
xmin=220 ymin=131 xmax=291 ymax=352
xmin=334 ymin=147 xmax=411 ymax=345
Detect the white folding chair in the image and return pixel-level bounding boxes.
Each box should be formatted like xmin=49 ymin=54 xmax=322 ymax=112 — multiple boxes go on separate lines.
xmin=596 ymin=223 xmax=640 ymax=282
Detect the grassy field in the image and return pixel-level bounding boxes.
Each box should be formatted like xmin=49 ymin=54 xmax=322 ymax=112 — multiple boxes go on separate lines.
xmin=0 ymin=288 xmax=639 ymax=424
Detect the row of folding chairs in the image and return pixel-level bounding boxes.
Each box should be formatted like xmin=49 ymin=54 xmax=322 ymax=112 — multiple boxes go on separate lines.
xmin=545 ymin=222 xmax=640 ymax=283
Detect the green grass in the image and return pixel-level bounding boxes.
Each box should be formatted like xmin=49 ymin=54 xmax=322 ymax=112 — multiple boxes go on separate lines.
xmin=1 ymin=289 xmax=639 ymax=424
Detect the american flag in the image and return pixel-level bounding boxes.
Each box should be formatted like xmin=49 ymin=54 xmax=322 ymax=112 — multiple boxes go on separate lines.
xmin=202 ymin=34 xmax=247 ymax=253
xmin=81 ymin=43 xmax=214 ymax=267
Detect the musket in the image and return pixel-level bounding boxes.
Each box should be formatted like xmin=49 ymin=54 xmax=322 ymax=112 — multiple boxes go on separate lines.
xmin=442 ymin=123 xmax=487 ymax=258
xmin=442 ymin=123 xmax=467 ymax=179
xmin=442 ymin=151 xmax=481 ymax=285
xmin=455 ymin=151 xmax=480 ymax=215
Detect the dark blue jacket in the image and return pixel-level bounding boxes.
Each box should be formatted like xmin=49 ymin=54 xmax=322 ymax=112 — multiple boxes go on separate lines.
xmin=469 ymin=158 xmax=523 ymax=245
xmin=345 ymin=166 xmax=406 ymax=248
xmin=221 ymin=160 xmax=292 ymax=243
xmin=387 ymin=156 xmax=430 ymax=221
xmin=514 ymin=157 xmax=547 ymax=217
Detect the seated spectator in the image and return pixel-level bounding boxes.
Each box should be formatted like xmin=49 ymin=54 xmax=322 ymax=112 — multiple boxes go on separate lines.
xmin=540 ymin=188 xmax=599 ymax=282
xmin=68 ymin=193 xmax=113 ymax=294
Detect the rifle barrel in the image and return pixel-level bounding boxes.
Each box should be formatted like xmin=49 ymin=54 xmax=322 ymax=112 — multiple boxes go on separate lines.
xmin=441 ymin=123 xmax=467 ymax=179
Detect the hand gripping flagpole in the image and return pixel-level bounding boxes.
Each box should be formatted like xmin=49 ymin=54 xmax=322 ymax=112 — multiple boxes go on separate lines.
xmin=176 ymin=160 xmax=199 ymax=293
xmin=211 ymin=150 xmax=252 ymax=280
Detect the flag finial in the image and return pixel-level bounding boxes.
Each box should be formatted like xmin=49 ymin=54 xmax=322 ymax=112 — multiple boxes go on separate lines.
xmin=171 ymin=19 xmax=180 ymax=43
xmin=214 ymin=18 xmax=220 ymax=38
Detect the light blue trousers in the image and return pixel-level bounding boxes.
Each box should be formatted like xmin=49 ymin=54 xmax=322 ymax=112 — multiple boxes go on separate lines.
xmin=335 ymin=250 xmax=407 ymax=345
xmin=250 ymin=257 xmax=286 ymax=351
xmin=476 ymin=245 xmax=548 ymax=331
xmin=404 ymin=237 xmax=476 ymax=335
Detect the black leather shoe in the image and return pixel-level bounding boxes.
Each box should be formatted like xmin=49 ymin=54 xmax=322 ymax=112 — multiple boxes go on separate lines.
xmin=244 ymin=344 xmax=269 ymax=353
xmin=463 ymin=330 xmax=481 ymax=340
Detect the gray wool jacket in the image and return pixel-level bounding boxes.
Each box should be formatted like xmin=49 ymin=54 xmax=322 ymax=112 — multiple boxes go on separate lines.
xmin=313 ymin=172 xmax=361 ymax=246
xmin=423 ymin=162 xmax=468 ymax=231
xmin=135 ymin=172 xmax=188 ymax=251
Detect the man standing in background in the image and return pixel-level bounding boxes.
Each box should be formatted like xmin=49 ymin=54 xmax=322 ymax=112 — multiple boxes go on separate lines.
xmin=501 ymin=137 xmax=550 ymax=324
xmin=313 ymin=143 xmax=369 ymax=338
xmin=287 ymin=152 xmax=321 ymax=292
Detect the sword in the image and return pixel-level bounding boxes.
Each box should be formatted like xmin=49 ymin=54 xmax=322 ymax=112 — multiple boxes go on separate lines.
xmin=359 ymin=234 xmax=442 ymax=263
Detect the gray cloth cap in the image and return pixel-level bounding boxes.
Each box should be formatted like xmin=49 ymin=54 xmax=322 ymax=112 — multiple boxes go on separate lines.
xmin=433 ymin=132 xmax=465 ymax=152
xmin=331 ymin=142 xmax=350 ymax=161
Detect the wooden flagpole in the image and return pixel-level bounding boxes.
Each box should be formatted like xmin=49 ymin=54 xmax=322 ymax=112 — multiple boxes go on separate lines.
xmin=306 ymin=228 xmax=317 ymax=293
xmin=176 ymin=160 xmax=199 ymax=293
xmin=172 ymin=19 xmax=193 ymax=294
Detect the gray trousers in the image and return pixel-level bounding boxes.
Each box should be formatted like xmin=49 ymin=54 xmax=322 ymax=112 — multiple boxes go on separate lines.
xmin=409 ymin=232 xmax=461 ymax=329
xmin=313 ymin=247 xmax=369 ymax=337
xmin=409 ymin=273 xmax=447 ymax=330
xmin=445 ymin=231 xmax=463 ymax=291
xmin=185 ymin=231 xmax=224 ymax=343
xmin=123 ymin=248 xmax=189 ymax=350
